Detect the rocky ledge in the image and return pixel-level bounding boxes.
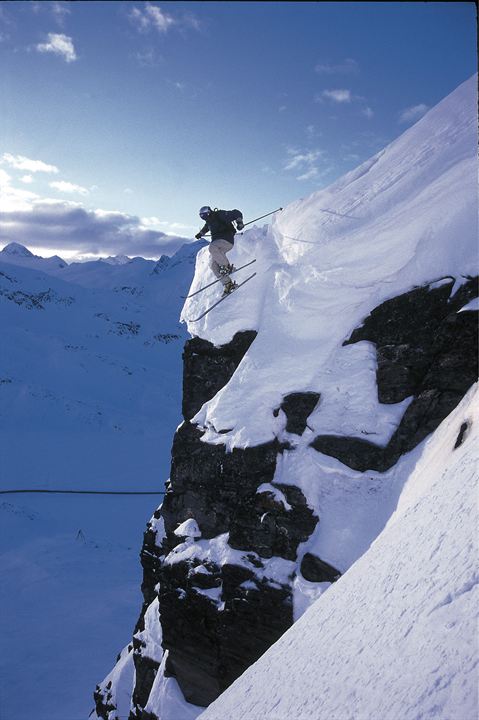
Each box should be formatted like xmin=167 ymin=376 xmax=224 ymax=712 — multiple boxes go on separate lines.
xmin=311 ymin=277 xmax=478 ymax=470
xmin=94 ymin=277 xmax=478 ymax=720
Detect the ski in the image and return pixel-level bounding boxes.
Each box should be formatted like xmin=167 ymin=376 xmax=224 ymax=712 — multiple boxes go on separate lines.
xmin=181 ymin=259 xmax=256 ymax=299
xmin=187 ymin=273 xmax=257 ymax=322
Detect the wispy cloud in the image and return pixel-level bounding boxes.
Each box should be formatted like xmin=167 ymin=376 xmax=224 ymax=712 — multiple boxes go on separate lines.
xmin=129 ymin=4 xmax=175 ymax=33
xmin=315 ymin=58 xmax=359 ymax=75
xmin=315 ymin=90 xmax=373 ymax=118
xmin=285 ymin=149 xmax=323 ymax=171
xmin=134 ymin=48 xmax=164 ymax=67
xmin=31 ymin=1 xmax=71 ymax=27
xmin=129 ymin=3 xmax=201 ymax=36
xmin=0 ymin=4 xmax=14 ymax=43
xmin=50 ymin=180 xmax=89 ymax=196
xmin=0 ymin=168 xmax=39 ymax=212
xmin=296 ymin=168 xmax=320 ymax=182
xmin=50 ymin=1 xmax=71 ymax=27
xmin=1 ymin=153 xmax=59 ymax=174
xmin=398 ymin=103 xmax=429 ymax=124
xmin=142 ymin=217 xmax=196 ymax=233
xmin=284 ymin=148 xmax=329 ymax=182
xmin=36 ymin=33 xmax=77 ymax=62
xmin=317 ymin=89 xmax=352 ymax=104
xmin=21 ymin=175 xmax=34 ymax=184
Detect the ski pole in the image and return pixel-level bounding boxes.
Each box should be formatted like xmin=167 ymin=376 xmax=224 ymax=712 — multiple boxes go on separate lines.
xmin=243 ymin=207 xmax=283 ymax=227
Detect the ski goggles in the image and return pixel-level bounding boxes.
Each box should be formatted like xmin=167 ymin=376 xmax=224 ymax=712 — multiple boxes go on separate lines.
xmin=199 ymin=206 xmax=212 ymax=220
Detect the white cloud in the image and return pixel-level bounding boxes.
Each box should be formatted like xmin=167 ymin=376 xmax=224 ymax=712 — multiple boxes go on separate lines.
xmin=284 ymin=148 xmax=329 ymax=181
xmin=0 ymin=168 xmax=12 ymax=186
xmin=0 ymin=170 xmax=40 ymax=212
xmin=399 ymin=104 xmax=429 ymax=124
xmin=142 ymin=217 xmax=195 ymax=233
xmin=285 ymin=149 xmax=323 ymax=171
xmin=51 ymin=2 xmax=71 ymax=26
xmin=315 ymin=58 xmax=359 ymax=75
xmin=49 ymin=180 xmax=89 ymax=195
xmin=37 ymin=33 xmax=77 ymax=63
xmin=135 ymin=48 xmax=163 ymax=67
xmin=21 ymin=175 xmax=34 ymax=184
xmin=129 ymin=4 xmax=175 ymax=33
xmin=297 ymin=168 xmax=319 ymax=181
xmin=0 ymin=198 xmax=190 ymax=257
xmin=129 ymin=7 xmax=151 ymax=32
xmin=129 ymin=3 xmax=201 ymax=37
xmin=1 ymin=153 xmax=59 ymax=174
xmin=31 ymin=1 xmax=71 ymax=26
xmin=318 ymin=89 xmax=352 ymax=104
xmin=146 ymin=4 xmax=175 ymax=32
xmin=0 ymin=165 xmax=191 ymax=257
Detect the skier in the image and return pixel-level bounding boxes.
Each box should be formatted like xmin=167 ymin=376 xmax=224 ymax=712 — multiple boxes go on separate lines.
xmin=195 ymin=206 xmax=244 ymax=295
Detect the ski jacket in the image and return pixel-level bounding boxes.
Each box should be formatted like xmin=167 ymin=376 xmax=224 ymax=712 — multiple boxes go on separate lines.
xmin=199 ymin=209 xmax=243 ymax=244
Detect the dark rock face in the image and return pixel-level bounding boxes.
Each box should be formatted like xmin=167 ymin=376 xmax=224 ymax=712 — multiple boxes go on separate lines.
xmin=141 ymin=419 xmax=317 ymax=708
xmin=159 ymin=554 xmax=292 ymax=706
xmin=119 ymin=329 xmax=320 ymax=717
xmin=182 ymin=330 xmax=257 ymax=421
xmin=311 ymin=278 xmax=478 ymax=471
xmin=162 ymin=421 xmax=285 ymax=543
xmin=300 ymin=553 xmax=341 ymax=583
xmin=93 ymin=682 xmax=116 ymax=719
xmin=454 ymin=421 xmax=470 ymax=449
xmin=279 ymin=392 xmax=320 ymax=435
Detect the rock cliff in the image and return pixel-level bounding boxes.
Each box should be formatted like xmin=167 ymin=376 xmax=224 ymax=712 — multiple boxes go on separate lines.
xmin=94 ymin=275 xmax=477 ymax=718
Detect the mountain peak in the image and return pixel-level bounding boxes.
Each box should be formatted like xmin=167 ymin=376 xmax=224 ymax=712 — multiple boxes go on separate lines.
xmin=101 ymin=255 xmax=132 ymax=266
xmin=1 ymin=242 xmax=34 ymax=257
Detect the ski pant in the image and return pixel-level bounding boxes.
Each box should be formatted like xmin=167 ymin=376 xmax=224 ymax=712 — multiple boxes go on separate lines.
xmin=208 ymin=238 xmax=234 ymax=285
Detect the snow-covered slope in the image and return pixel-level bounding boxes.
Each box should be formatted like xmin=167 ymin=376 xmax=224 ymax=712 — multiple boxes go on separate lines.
xmin=199 ymin=383 xmax=478 ymax=720
xmin=181 ymin=76 xmax=477 ymax=449
xmin=0 ymin=243 xmax=202 ymax=488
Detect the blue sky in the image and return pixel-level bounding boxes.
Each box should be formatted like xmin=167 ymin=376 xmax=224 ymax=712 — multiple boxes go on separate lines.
xmin=0 ymin=1 xmax=476 ymax=259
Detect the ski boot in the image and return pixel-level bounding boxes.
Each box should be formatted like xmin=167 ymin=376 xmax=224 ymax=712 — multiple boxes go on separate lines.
xmin=219 ymin=263 xmax=235 ymax=276
xmin=222 ymin=279 xmax=238 ymax=296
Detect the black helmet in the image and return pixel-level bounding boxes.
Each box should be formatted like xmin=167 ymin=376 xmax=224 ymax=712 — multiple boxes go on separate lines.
xmin=199 ymin=206 xmax=212 ymax=220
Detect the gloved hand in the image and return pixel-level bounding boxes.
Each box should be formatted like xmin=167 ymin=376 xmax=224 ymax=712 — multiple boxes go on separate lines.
xmin=195 ymin=232 xmax=203 ymax=239
xmin=236 ymin=219 xmax=244 ymax=231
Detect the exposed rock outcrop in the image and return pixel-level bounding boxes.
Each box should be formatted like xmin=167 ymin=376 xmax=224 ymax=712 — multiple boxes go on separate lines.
xmin=182 ymin=330 xmax=257 ymax=421
xmin=94 ymin=278 xmax=478 ymax=720
xmin=311 ymin=278 xmax=478 ymax=471
xmin=277 ymin=392 xmax=320 ymax=435
xmin=150 ymin=440 xmax=316 ymax=708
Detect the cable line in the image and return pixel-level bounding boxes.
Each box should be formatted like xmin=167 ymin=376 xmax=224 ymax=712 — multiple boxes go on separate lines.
xmin=0 ymin=489 xmax=166 ymax=495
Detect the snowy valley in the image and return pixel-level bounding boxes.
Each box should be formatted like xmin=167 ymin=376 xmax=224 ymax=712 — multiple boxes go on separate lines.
xmin=0 ymin=240 xmax=203 ymax=719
